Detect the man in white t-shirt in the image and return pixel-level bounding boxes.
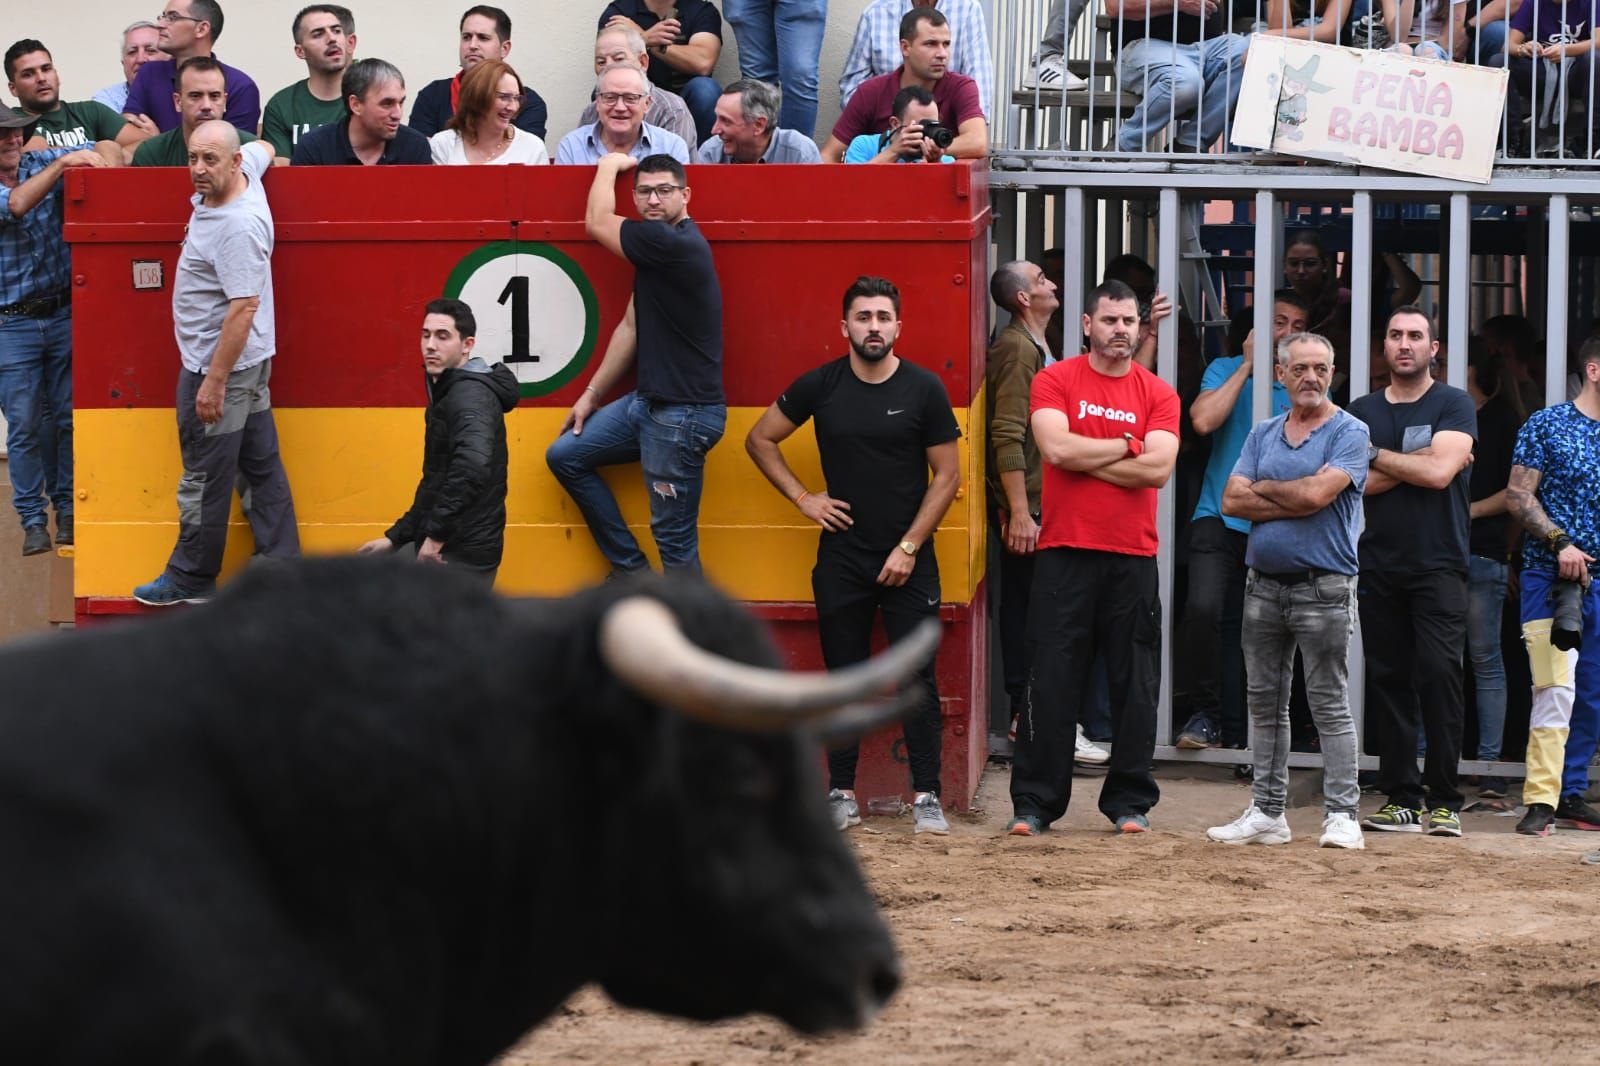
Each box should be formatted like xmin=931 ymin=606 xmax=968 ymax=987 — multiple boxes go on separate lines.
xmin=133 ymin=120 xmax=299 ymax=605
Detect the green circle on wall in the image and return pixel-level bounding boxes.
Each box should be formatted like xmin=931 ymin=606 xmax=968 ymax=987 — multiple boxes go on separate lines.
xmin=443 ymin=241 xmax=600 ymax=398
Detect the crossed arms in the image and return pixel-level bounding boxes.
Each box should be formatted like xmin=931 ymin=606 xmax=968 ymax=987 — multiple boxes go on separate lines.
xmin=1030 ymin=408 xmax=1178 ymax=489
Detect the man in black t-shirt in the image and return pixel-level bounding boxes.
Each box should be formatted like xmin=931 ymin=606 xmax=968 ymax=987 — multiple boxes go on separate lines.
xmin=746 ymin=276 xmax=963 ymax=837
xmin=1104 ymin=0 xmax=1249 ymax=151
xmin=548 ymin=152 xmax=725 ymax=576
xmin=600 ymin=0 xmax=724 ymax=143
xmin=1349 ymin=307 xmax=1478 ymax=837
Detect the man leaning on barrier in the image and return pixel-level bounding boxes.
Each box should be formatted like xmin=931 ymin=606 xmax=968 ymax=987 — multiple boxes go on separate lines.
xmin=1506 ymin=337 xmax=1600 ymax=843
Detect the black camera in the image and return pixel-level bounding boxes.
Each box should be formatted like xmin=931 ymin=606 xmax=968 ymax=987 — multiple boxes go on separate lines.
xmin=1552 ymin=578 xmax=1586 ymax=651
xmin=916 ymin=120 xmax=956 ymax=149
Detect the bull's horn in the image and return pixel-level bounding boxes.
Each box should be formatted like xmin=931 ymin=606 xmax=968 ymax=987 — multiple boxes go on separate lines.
xmin=598 ymin=596 xmax=941 ymax=731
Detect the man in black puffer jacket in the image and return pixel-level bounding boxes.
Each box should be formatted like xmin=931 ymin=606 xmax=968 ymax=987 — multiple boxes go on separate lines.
xmin=360 ymin=297 xmax=520 ymax=584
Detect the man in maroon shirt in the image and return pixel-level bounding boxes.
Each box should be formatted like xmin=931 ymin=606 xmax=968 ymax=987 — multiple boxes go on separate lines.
xmin=821 ymin=7 xmax=987 ymax=162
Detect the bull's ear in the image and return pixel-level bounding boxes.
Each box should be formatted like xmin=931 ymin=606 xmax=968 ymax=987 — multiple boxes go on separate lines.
xmin=806 ymin=685 xmax=929 ymax=749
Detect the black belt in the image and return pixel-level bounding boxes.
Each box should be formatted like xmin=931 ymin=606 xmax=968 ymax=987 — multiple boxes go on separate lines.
xmin=0 ymin=291 xmax=70 ymax=317
xmin=1255 ymin=567 xmax=1341 ymax=586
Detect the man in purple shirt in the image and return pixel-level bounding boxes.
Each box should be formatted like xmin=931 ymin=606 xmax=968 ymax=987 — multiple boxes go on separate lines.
xmin=123 ymin=0 xmax=259 ymax=136
xmin=1501 ymin=0 xmax=1600 ymax=153
xmin=821 ymin=7 xmax=986 ymax=161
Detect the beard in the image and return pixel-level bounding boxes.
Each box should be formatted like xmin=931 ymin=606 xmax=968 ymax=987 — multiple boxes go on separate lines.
xmin=849 ymin=335 xmax=894 ymax=363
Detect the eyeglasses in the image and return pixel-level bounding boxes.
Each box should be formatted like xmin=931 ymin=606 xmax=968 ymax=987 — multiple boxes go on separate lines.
xmin=494 ymin=92 xmax=521 ymax=105
xmin=634 ymin=184 xmax=684 ymax=201
xmin=597 ymin=92 xmax=646 ymax=107
xmin=156 ymin=11 xmax=200 ymax=23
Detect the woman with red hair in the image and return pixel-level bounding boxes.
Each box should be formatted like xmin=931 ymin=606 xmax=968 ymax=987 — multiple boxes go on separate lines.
xmin=430 ymin=59 xmax=548 ymax=165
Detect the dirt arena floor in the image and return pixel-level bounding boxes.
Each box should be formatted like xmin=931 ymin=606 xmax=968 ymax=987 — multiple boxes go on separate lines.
xmin=507 ymin=762 xmax=1600 ymax=1065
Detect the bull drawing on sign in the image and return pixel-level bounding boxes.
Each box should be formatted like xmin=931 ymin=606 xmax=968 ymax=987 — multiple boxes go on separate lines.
xmin=0 ymin=557 xmax=935 ymax=1064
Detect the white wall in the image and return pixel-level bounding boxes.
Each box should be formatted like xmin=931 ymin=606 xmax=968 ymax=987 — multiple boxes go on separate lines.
xmin=3 ymin=1 xmax=874 ymax=147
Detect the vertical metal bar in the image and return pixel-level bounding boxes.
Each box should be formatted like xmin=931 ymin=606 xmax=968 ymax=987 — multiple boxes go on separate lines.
xmin=995 ymin=188 xmax=1020 ymax=282
xmin=1155 ymin=187 xmax=1180 ymax=743
xmin=1252 ymin=190 xmax=1275 ymax=420
xmin=1024 ymin=189 xmax=1047 ymax=265
xmin=1447 ymin=193 xmax=1471 ymax=391
xmin=1547 ymin=195 xmax=1570 ymax=409
xmin=1062 ymin=188 xmax=1087 ymax=351
xmin=1350 ymin=193 xmax=1374 ymax=403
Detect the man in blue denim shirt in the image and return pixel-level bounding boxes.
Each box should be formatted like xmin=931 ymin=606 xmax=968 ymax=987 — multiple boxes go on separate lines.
xmin=548 ymin=151 xmax=725 ymax=576
xmin=0 ymin=105 xmax=119 ymax=555
xmin=1208 ymin=332 xmax=1370 ymax=851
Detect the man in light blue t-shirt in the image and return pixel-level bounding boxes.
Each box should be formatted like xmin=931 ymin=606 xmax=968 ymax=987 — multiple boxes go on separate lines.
xmin=1174 ymin=291 xmax=1307 ymax=750
xmin=842 ymin=84 xmax=955 ymax=164
xmin=1207 ymin=331 xmax=1370 ymax=851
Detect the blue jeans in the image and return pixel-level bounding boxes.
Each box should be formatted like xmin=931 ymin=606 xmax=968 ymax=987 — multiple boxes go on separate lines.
xmin=1472 ymin=17 xmax=1509 ymax=65
xmin=545 ymin=391 xmax=726 ymax=575
xmin=1467 ymin=555 xmax=1508 ymax=761
xmin=0 ymin=306 xmax=73 ymax=529
xmin=678 ymin=76 xmax=724 ymax=146
xmin=724 ymin=0 xmax=827 ymax=136
xmin=1116 ymin=34 xmax=1250 ymax=151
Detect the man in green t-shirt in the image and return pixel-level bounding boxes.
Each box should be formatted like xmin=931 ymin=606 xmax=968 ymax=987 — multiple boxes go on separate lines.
xmin=131 ymin=56 xmax=257 ymax=167
xmin=260 ymin=4 xmax=356 ymax=163
xmin=5 ymin=38 xmax=145 ymax=154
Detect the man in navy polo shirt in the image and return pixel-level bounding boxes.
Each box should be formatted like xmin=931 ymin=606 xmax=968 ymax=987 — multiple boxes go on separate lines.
xmin=547 ymin=152 xmax=725 ymax=577
xmin=124 ymin=0 xmax=259 ymax=136
xmin=821 ymin=7 xmax=986 ymax=161
xmin=291 ymin=59 xmax=431 ymax=166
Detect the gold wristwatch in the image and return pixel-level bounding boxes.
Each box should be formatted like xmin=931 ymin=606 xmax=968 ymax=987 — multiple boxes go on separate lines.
xmin=899 ymin=540 xmax=918 ymax=556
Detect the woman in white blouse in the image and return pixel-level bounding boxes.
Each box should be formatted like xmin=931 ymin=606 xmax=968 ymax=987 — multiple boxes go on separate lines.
xmin=430 ymin=59 xmax=549 ymax=165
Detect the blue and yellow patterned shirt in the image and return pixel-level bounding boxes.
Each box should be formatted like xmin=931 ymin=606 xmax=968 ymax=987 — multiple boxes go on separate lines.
xmin=1512 ymin=402 xmax=1600 ymax=571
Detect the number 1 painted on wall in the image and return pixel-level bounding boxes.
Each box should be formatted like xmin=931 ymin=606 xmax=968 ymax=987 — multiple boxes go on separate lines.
xmin=498 ymin=275 xmax=536 ymax=363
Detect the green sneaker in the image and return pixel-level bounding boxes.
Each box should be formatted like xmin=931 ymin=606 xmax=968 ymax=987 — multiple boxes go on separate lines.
xmin=1362 ymin=803 xmax=1425 ymax=833
xmin=1425 ymin=807 xmax=1463 ymax=837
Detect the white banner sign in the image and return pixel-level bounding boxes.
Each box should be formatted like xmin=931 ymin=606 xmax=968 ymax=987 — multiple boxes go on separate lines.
xmin=1233 ymin=36 xmax=1508 ymax=183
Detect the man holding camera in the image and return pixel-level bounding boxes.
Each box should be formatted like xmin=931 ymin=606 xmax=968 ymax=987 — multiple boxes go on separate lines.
xmin=842 ymin=85 xmax=954 ymax=164
xmin=1506 ymin=337 xmax=1600 ymax=840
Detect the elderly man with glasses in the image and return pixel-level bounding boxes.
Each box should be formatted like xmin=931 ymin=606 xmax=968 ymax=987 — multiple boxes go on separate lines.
xmin=553 ymin=63 xmax=689 ymax=164
xmin=122 ymin=0 xmax=259 ymax=135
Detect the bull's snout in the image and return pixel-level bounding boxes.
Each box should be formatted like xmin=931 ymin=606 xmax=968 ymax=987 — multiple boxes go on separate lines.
xmin=863 ymin=955 xmax=901 ymax=1017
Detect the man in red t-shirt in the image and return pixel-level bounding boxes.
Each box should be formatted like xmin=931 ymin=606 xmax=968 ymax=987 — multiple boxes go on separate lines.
xmin=820 ymin=8 xmax=988 ymax=162
xmin=1008 ymin=279 xmax=1181 ymax=837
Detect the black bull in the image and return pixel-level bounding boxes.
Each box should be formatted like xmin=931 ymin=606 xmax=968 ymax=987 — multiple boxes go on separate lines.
xmin=0 ymin=557 xmax=933 ymax=1064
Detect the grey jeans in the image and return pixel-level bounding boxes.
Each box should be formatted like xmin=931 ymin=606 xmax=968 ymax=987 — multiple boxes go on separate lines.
xmin=1038 ymin=0 xmax=1090 ymax=59
xmin=1242 ymin=569 xmax=1361 ymax=817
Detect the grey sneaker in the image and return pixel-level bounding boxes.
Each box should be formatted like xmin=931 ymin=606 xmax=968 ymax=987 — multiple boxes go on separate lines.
xmin=827 ymin=789 xmax=860 ymax=831
xmin=912 ymin=794 xmax=949 ymax=835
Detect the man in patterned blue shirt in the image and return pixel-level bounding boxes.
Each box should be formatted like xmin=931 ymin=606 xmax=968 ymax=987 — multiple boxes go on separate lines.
xmin=0 ymin=104 xmax=119 ymax=556
xmin=1506 ymin=337 xmax=1600 ymax=843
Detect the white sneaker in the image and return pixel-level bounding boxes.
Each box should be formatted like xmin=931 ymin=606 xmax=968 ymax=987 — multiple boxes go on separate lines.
xmin=1319 ymin=812 xmax=1366 ymax=850
xmin=1023 ymin=54 xmax=1088 ymax=92
xmin=1206 ymin=805 xmax=1291 ymax=845
xmin=1074 ymin=725 xmax=1110 ymax=765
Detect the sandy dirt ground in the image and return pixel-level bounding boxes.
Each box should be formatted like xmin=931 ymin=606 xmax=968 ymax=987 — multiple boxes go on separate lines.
xmin=507 ymin=764 xmax=1600 ymax=1065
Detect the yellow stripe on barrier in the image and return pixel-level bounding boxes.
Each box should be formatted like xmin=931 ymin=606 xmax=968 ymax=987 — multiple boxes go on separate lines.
xmin=76 ymin=406 xmax=980 ymax=602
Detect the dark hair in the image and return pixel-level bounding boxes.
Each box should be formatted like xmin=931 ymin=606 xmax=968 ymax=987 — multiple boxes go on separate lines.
xmin=1579 ymin=334 xmax=1600 ymax=372
xmin=1468 ymin=338 xmax=1505 ymax=398
xmin=1285 ymin=228 xmax=1327 ymax=254
xmin=891 ymin=84 xmax=935 ymax=122
xmin=1086 ymin=279 xmax=1139 ymax=314
xmin=990 ymin=261 xmax=1032 ymax=314
xmin=635 ymin=153 xmax=686 ymax=186
xmin=343 ymin=57 xmax=405 ymax=106
xmin=291 ymin=4 xmax=354 ymax=42
xmin=1386 ymin=304 xmax=1436 ymax=345
xmin=3 ymin=39 xmax=49 ymax=82
xmin=176 ymin=54 xmax=225 ymax=89
xmin=843 ymin=275 xmax=901 ymax=318
xmin=425 ymin=297 xmax=477 ymax=340
xmin=1477 ymin=313 xmax=1538 ymax=366
xmin=899 ymin=6 xmax=949 ymax=42
xmin=1274 ymin=288 xmax=1311 ymax=315
xmin=189 ymin=0 xmax=225 ymax=42
xmin=1102 ymin=254 xmax=1154 ymax=291
xmin=460 ymin=4 xmax=512 ymax=40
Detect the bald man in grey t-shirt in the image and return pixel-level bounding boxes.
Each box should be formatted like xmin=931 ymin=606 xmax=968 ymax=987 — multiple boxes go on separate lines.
xmin=133 ymin=125 xmax=299 ymax=606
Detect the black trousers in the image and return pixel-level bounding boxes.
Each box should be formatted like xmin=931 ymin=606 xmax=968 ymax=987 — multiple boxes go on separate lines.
xmin=1011 ymin=547 xmax=1162 ymax=825
xmin=990 ymin=507 xmax=1037 ymax=708
xmin=1360 ymin=568 xmax=1468 ymax=812
xmin=1179 ymin=516 xmax=1247 ymax=741
xmin=815 ymin=544 xmax=943 ymax=796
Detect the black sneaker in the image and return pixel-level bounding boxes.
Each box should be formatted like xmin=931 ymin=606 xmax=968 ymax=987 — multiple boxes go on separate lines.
xmin=1555 ymin=795 xmax=1600 ymax=831
xmin=1517 ymin=803 xmax=1556 ymax=837
xmin=1363 ymin=804 xmax=1425 ymax=832
xmin=21 ymin=524 xmax=51 ymax=556
xmin=54 ymin=511 xmax=73 ymax=546
xmin=1478 ymin=776 xmax=1509 ymax=799
xmin=1176 ymin=714 xmax=1219 ymax=749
